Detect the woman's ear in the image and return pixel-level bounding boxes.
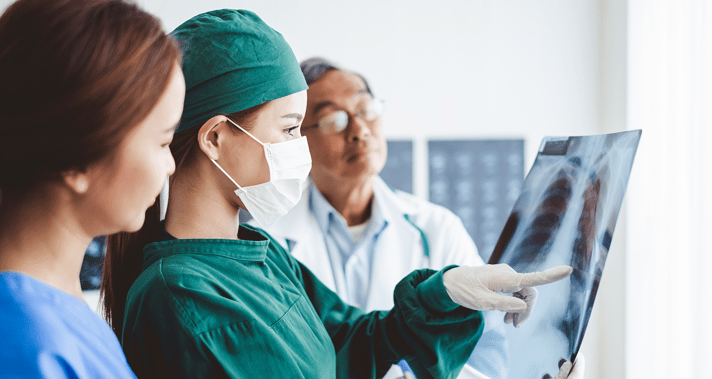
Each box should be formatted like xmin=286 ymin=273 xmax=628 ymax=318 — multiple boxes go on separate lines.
xmin=197 ymin=115 xmax=231 ymax=161
xmin=63 ymin=169 xmax=90 ymax=195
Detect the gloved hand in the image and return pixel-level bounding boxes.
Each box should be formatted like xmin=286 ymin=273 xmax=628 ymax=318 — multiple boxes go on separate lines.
xmin=442 ymin=264 xmax=572 ymax=327
xmin=543 ymin=354 xmax=585 ymax=379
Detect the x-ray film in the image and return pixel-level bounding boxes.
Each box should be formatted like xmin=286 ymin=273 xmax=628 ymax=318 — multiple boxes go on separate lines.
xmin=488 ymin=130 xmax=641 ymax=379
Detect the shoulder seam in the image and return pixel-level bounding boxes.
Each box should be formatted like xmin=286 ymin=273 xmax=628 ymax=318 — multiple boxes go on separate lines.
xmin=158 ymin=258 xmax=199 ymax=331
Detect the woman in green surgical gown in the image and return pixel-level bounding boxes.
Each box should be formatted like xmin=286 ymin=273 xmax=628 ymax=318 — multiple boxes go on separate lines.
xmin=101 ymin=9 xmax=577 ymax=379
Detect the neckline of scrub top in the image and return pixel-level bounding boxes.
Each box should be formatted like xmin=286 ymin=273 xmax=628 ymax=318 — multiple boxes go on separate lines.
xmin=142 ymin=224 xmax=271 ymax=270
xmin=0 ymin=271 xmax=91 ymax=313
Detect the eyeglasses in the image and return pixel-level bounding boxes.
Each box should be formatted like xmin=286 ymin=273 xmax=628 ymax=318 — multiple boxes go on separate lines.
xmin=309 ymin=97 xmax=385 ymax=135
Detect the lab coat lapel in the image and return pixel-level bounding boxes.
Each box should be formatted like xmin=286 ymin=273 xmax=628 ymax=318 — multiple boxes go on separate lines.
xmin=364 ymin=179 xmax=428 ymax=310
xmin=267 ymin=183 xmax=338 ymax=292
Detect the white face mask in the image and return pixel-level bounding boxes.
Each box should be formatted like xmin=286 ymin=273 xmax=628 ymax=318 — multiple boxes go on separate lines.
xmin=210 ymin=118 xmax=312 ymax=228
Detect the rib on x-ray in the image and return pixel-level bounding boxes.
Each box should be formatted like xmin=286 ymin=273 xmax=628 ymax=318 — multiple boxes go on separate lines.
xmin=488 ymin=130 xmax=641 ymax=379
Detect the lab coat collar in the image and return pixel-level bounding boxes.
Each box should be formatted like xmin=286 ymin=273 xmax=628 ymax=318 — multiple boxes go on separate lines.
xmin=371 ymin=176 xmax=419 ymax=220
xmin=277 ymin=176 xmax=416 ymax=240
xmin=276 ymin=175 xmax=416 ymax=239
xmin=309 ymin=182 xmax=338 ymax=236
xmin=309 ymin=179 xmax=390 ymax=241
xmin=142 ymin=225 xmax=270 ymax=270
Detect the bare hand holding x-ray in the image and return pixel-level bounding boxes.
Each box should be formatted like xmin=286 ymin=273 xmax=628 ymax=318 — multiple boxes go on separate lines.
xmin=487 ymin=130 xmax=641 ymax=379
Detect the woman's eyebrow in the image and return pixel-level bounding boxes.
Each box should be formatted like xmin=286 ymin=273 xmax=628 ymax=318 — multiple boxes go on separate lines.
xmin=281 ymin=113 xmax=303 ymax=122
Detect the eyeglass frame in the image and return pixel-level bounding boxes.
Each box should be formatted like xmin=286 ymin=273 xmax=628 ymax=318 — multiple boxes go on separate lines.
xmin=305 ymin=97 xmax=385 ymax=135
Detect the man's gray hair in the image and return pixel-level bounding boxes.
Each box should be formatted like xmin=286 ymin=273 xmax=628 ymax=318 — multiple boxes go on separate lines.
xmin=299 ymin=57 xmax=373 ymax=95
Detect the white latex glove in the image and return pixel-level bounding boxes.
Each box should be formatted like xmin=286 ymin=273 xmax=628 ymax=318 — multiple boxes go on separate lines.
xmin=442 ymin=264 xmax=573 ymax=327
xmin=544 ymin=354 xmax=585 ymax=379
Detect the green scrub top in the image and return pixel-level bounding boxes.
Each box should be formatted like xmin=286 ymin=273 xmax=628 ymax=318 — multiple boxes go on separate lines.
xmin=121 ymin=225 xmax=483 ymax=379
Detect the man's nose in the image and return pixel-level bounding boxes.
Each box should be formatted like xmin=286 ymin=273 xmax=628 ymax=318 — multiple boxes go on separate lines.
xmin=346 ymin=115 xmax=370 ymax=142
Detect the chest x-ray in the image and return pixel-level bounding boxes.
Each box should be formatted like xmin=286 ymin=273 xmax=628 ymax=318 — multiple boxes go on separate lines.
xmin=488 ymin=130 xmax=641 ymax=379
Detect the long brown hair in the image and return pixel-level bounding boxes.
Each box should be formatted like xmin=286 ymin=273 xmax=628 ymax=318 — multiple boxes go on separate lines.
xmin=102 ymin=104 xmax=266 ymax=338
xmin=0 ymin=0 xmax=179 ymax=193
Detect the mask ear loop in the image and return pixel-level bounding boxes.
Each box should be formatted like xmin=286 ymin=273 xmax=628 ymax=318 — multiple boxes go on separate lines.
xmin=225 ymin=117 xmax=275 ymax=178
xmin=226 ymin=118 xmax=264 ymax=146
xmin=210 ymin=158 xmax=245 ymax=192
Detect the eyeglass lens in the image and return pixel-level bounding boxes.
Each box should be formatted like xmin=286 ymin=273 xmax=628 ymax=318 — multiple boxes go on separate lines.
xmin=316 ymin=98 xmax=384 ymax=134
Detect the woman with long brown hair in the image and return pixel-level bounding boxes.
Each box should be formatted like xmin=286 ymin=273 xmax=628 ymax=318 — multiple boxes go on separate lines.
xmin=0 ymin=0 xmax=184 ymax=377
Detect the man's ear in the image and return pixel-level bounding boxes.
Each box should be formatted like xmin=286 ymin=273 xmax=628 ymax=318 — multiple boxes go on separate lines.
xmin=63 ymin=169 xmax=90 ymax=195
xmin=197 ymin=115 xmax=232 ymax=161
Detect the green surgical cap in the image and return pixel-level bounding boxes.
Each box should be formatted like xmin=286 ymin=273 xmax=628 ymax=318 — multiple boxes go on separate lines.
xmin=172 ymin=9 xmax=308 ymax=132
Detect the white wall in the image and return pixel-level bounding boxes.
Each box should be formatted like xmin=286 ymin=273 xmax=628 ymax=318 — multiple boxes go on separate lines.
xmin=595 ymin=1 xmax=628 ymax=379
xmin=135 ymin=0 xmax=601 ymax=153
xmin=626 ymin=0 xmax=712 ymax=377
xmin=0 ymin=1 xmax=626 ymax=378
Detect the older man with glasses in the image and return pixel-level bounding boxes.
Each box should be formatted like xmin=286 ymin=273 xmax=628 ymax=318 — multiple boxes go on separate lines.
xmin=259 ymin=57 xmax=507 ymax=379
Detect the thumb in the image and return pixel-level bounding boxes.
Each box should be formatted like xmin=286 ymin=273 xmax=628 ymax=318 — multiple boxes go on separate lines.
xmin=485 ymin=293 xmax=527 ymax=312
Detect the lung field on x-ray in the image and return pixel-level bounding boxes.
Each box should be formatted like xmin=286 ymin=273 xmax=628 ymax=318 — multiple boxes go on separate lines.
xmin=511 ymin=169 xmax=573 ymax=269
xmin=488 ymin=131 xmax=640 ymax=379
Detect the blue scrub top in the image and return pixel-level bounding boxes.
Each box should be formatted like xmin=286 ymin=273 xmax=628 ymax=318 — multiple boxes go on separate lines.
xmin=0 ymin=272 xmax=136 ymax=379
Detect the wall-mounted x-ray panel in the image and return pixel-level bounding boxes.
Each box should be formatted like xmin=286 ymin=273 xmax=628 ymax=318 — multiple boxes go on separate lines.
xmin=380 ymin=140 xmax=414 ymax=194
xmin=428 ymin=139 xmax=524 ymax=262
xmin=488 ymin=130 xmax=641 ymax=379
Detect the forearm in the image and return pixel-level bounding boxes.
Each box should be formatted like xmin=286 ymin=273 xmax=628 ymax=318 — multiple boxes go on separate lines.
xmin=304 ymin=265 xmax=484 ymax=379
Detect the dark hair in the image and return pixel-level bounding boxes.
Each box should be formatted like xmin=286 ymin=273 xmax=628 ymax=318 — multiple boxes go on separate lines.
xmin=300 ymin=57 xmax=373 ymax=95
xmin=102 ymin=103 xmax=265 ymax=338
xmin=0 ymin=0 xmax=180 ymax=193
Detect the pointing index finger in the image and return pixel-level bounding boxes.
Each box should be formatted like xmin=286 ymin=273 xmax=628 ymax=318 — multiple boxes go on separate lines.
xmin=519 ymin=265 xmax=573 ymax=288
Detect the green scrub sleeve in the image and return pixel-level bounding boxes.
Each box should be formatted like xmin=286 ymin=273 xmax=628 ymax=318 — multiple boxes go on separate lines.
xmin=296 ymin=259 xmax=484 ymax=379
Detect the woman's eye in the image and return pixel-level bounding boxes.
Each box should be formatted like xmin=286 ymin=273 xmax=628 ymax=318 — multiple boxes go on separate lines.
xmin=285 ymin=126 xmax=299 ymax=136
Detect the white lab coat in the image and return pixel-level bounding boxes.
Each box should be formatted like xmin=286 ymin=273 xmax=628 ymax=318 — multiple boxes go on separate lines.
xmin=260 ymin=177 xmax=504 ymax=379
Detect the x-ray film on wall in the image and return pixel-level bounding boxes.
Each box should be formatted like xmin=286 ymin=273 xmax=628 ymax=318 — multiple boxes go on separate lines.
xmin=488 ymin=130 xmax=641 ymax=379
